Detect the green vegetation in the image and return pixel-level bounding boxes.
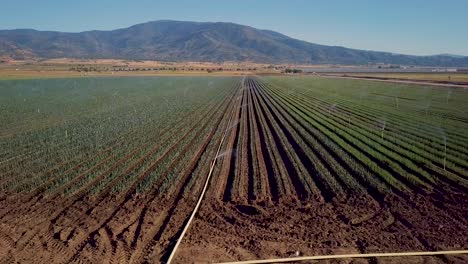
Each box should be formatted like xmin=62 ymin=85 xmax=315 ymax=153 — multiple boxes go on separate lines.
xmin=1 ymin=75 xmax=467 ymax=202
xmin=256 ymin=76 xmax=468 ymax=198
xmin=348 ymin=72 xmax=468 ymax=83
xmin=284 ymin=68 xmax=303 ymax=74
xmin=0 ymin=76 xmax=238 ymax=196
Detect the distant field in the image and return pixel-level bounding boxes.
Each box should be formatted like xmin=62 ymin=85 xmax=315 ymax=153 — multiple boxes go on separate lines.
xmin=0 ymin=59 xmax=272 ymax=80
xmin=0 ymin=69 xmax=248 ymax=80
xmin=347 ymin=72 xmax=468 ymax=83
xmin=0 ymin=76 xmax=467 ymax=263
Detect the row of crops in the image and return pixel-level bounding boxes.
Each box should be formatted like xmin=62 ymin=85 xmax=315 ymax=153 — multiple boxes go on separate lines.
xmin=1 ymin=75 xmax=467 ymax=263
xmin=0 ymin=77 xmax=240 ymax=197
xmin=0 ymin=76 xmax=249 ymax=263
xmin=215 ymin=76 xmax=468 ymax=204
xmin=1 ymin=75 xmax=467 ymax=204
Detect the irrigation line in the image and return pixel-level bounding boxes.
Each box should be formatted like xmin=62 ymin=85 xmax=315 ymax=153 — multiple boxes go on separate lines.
xmin=216 ymin=250 xmax=468 ymax=264
xmin=166 ymin=80 xmax=242 ymax=264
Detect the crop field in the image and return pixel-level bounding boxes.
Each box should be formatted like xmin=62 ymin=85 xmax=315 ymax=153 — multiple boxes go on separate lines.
xmin=345 ymin=73 xmax=468 ymax=83
xmin=0 ymin=76 xmax=467 ymax=263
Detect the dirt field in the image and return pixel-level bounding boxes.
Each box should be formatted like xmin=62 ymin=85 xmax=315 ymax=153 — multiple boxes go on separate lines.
xmin=0 ymin=76 xmax=467 ymax=263
xmin=0 ymin=69 xmax=251 ymax=80
xmin=323 ymin=73 xmax=468 ymax=87
xmin=0 ymin=59 xmax=276 ymax=80
xmin=2 ymin=193 xmax=465 ymax=263
xmin=343 ymin=73 xmax=468 ymax=83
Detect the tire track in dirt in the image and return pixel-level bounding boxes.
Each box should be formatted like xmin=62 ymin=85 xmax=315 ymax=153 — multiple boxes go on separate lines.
xmin=0 ymin=229 xmax=15 ymax=258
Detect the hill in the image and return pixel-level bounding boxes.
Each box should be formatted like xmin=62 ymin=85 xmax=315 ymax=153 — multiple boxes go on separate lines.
xmin=1 ymin=20 xmax=467 ymax=66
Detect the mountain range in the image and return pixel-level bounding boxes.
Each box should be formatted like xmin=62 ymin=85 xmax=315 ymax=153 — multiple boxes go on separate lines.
xmin=1 ymin=20 xmax=467 ymax=66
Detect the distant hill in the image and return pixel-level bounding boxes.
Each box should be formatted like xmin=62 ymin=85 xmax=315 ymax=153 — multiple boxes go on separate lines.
xmin=436 ymin=54 xmax=465 ymax=59
xmin=1 ymin=20 xmax=467 ymax=66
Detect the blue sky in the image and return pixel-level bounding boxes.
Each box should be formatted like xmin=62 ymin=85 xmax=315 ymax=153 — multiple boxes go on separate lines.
xmin=1 ymin=0 xmax=467 ymax=56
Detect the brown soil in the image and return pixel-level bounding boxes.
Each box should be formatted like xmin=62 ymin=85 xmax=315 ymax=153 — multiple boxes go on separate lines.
xmin=176 ymin=192 xmax=468 ymax=263
xmin=1 ymin=191 xmax=466 ymax=263
xmin=1 ymin=77 xmax=467 ymax=264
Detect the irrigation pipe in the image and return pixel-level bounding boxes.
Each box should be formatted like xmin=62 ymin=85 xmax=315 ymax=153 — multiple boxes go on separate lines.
xmin=216 ymin=250 xmax=468 ymax=264
xmin=166 ymin=82 xmax=242 ymax=264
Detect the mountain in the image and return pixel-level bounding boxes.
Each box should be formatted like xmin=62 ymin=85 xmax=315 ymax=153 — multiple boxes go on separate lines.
xmin=1 ymin=20 xmax=467 ymax=66
xmin=436 ymin=54 xmax=465 ymax=59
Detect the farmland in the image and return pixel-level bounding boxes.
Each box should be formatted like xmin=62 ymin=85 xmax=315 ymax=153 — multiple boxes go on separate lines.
xmin=339 ymin=72 xmax=468 ymax=84
xmin=0 ymin=76 xmax=467 ymax=263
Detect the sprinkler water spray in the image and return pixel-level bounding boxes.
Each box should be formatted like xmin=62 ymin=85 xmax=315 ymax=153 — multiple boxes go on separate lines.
xmin=381 ymin=121 xmax=386 ymax=140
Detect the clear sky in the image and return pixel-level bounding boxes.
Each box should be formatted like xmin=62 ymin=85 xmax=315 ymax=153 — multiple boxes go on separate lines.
xmin=1 ymin=0 xmax=467 ymax=56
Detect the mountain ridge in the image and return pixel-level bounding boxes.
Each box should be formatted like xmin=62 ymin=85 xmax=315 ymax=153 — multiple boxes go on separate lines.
xmin=1 ymin=20 xmax=467 ymax=66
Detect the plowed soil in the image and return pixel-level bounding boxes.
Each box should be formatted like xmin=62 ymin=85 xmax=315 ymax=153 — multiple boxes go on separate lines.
xmin=1 ymin=77 xmax=467 ymax=263
xmin=1 ymin=191 xmax=467 ymax=263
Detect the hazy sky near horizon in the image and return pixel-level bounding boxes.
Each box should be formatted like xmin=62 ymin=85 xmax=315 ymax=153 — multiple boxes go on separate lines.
xmin=1 ymin=0 xmax=467 ymax=56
